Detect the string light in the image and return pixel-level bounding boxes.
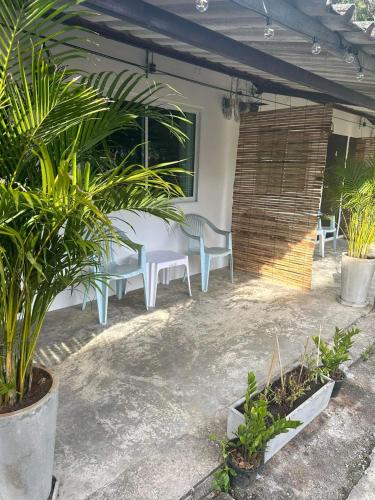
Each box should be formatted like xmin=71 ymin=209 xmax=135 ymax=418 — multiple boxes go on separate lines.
xmin=356 ymin=66 xmax=365 ymax=80
xmin=195 ymin=0 xmax=208 ymax=12
xmin=344 ymin=47 xmax=355 ymax=64
xmin=264 ymin=17 xmax=275 ymax=40
xmin=311 ymin=37 xmax=322 ymax=55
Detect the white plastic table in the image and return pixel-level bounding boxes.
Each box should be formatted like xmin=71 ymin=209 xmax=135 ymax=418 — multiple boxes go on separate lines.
xmin=146 ymin=250 xmax=192 ymax=308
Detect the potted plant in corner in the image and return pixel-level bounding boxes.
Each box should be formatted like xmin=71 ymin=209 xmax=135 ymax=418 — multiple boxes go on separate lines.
xmin=211 ymin=371 xmax=301 ymax=493
xmin=0 ymin=1 xmax=187 ymax=499
xmin=312 ymin=327 xmax=360 ymax=398
xmin=333 ymin=157 xmax=375 ymax=307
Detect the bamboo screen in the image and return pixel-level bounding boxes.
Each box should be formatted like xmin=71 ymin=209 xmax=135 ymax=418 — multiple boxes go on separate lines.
xmin=351 ymin=137 xmax=375 ymax=161
xmin=232 ymin=104 xmax=333 ymax=291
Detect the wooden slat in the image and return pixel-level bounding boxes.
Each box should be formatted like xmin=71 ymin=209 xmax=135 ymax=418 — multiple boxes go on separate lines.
xmin=351 ymin=137 xmax=375 ymax=161
xmin=232 ymin=104 xmax=333 ymax=291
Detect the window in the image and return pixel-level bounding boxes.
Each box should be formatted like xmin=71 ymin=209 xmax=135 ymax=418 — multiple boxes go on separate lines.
xmin=101 ymin=118 xmax=144 ymax=165
xmin=148 ymin=109 xmax=197 ymax=199
xmin=98 ymin=108 xmax=198 ymax=200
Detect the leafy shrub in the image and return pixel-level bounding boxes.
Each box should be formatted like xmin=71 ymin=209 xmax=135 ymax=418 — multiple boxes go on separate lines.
xmin=209 ymin=436 xmax=236 ymax=493
xmin=210 ymin=372 xmax=301 ymax=492
xmin=312 ymin=327 xmax=360 ymax=380
xmin=235 ymin=372 xmax=301 ymax=464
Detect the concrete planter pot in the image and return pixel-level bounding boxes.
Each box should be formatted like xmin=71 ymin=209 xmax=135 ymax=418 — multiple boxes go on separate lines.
xmin=227 ymin=376 xmax=334 ymax=463
xmin=339 ymin=253 xmax=375 ymax=308
xmin=0 ymin=366 xmax=59 ymax=500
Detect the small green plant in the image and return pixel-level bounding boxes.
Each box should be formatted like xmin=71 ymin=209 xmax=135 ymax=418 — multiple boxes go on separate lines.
xmin=209 ymin=372 xmax=301 ymax=492
xmin=361 ymin=343 xmax=375 ymax=361
xmin=235 ymin=372 xmax=301 ymax=466
xmin=266 ymin=337 xmax=312 ymax=411
xmin=312 ymin=327 xmax=360 ymax=380
xmin=270 ymin=371 xmax=311 ymax=410
xmin=209 ymin=435 xmax=236 ymax=493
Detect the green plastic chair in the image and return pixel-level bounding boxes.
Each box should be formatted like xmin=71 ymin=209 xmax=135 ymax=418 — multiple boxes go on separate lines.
xmin=82 ymin=228 xmax=148 ymax=325
xmin=181 ymin=214 xmax=233 ymax=292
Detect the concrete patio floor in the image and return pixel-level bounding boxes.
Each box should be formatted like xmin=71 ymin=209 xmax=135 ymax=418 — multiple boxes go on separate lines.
xmin=38 ymin=242 xmax=375 ymax=500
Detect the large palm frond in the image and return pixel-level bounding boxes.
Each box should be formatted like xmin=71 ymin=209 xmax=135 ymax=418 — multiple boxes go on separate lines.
xmin=0 ymin=0 xmax=86 ymax=101
xmin=0 ymin=0 xmax=189 ymax=407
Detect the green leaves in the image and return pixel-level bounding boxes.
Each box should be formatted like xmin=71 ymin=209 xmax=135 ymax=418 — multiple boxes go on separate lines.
xmin=209 ymin=435 xmax=237 ymax=493
xmin=236 ymin=371 xmax=301 ymax=461
xmin=0 ymin=0 xmax=189 ymax=407
xmin=312 ymin=327 xmax=360 ymax=377
xmin=212 ymin=465 xmax=236 ymax=493
xmin=329 ymin=157 xmax=375 ymax=258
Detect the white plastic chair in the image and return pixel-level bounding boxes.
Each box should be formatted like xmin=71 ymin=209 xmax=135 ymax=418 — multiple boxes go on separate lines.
xmin=181 ymin=214 xmax=233 ymax=292
xmin=317 ymin=215 xmax=337 ymax=258
xmin=82 ymin=228 xmax=148 ymax=325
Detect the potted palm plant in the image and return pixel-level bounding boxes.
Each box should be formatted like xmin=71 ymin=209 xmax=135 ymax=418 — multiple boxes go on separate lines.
xmin=0 ymin=1 xmax=187 ymax=499
xmin=333 ymin=158 xmax=375 ymax=307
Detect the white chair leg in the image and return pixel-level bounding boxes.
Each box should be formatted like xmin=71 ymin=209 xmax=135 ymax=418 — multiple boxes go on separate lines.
xmin=203 ymin=255 xmax=211 ymax=293
xmin=185 ymin=261 xmax=192 ymax=297
xmin=229 ymin=253 xmax=234 ymax=283
xmin=116 ymin=279 xmax=124 ymax=300
xmin=82 ymin=289 xmax=88 ymax=311
xmin=95 ymin=280 xmax=109 ymax=326
xmin=142 ymin=272 xmax=149 ymax=311
xmin=200 ymin=253 xmax=205 ymax=291
xmin=321 ymin=234 xmax=325 ymax=258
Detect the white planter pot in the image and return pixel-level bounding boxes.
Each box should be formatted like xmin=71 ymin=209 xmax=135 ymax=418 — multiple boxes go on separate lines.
xmin=227 ymin=376 xmax=334 ymax=463
xmin=339 ymin=253 xmax=375 ymax=307
xmin=0 ymin=367 xmax=59 ymax=500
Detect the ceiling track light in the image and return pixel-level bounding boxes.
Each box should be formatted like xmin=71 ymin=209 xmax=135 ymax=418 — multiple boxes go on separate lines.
xmin=344 ymin=47 xmax=355 ymax=64
xmin=264 ymin=17 xmax=275 ymax=40
xmin=195 ymin=0 xmax=209 ymax=13
xmin=311 ymin=36 xmax=322 ymax=55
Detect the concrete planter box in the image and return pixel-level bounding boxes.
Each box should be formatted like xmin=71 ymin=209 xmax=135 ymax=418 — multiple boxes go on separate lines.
xmin=339 ymin=253 xmax=375 ymax=308
xmin=0 ymin=367 xmax=59 ymax=500
xmin=227 ymin=376 xmax=334 ymax=463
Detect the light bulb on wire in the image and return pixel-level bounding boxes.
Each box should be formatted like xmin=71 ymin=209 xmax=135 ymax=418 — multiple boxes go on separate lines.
xmin=356 ymin=66 xmax=365 ymax=80
xmin=264 ymin=17 xmax=275 ymax=40
xmin=195 ymin=0 xmax=208 ymax=12
xmin=311 ymin=37 xmax=322 ymax=55
xmin=344 ymin=47 xmax=355 ymax=64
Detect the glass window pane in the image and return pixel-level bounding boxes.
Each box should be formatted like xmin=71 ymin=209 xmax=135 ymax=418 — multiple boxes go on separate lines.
xmin=92 ymin=118 xmax=144 ymax=168
xmin=148 ymin=110 xmax=196 ymax=198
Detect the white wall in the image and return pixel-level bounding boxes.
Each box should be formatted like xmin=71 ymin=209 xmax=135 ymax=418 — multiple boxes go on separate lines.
xmin=51 ymin=35 xmax=240 ymax=310
xmin=51 ymin=34 xmax=375 ymax=311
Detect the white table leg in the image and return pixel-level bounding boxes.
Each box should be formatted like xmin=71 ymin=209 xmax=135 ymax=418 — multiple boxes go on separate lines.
xmin=148 ymin=263 xmax=158 ymax=308
xmin=160 ymin=268 xmax=170 ymax=285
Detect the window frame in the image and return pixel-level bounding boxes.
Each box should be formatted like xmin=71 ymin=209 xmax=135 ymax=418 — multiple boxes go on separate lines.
xmin=145 ymin=103 xmax=200 ymax=203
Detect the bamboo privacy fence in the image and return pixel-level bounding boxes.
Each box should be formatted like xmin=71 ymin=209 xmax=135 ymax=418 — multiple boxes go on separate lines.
xmin=232 ymin=104 xmax=333 ymax=291
xmin=351 ymin=136 xmax=375 ymax=161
